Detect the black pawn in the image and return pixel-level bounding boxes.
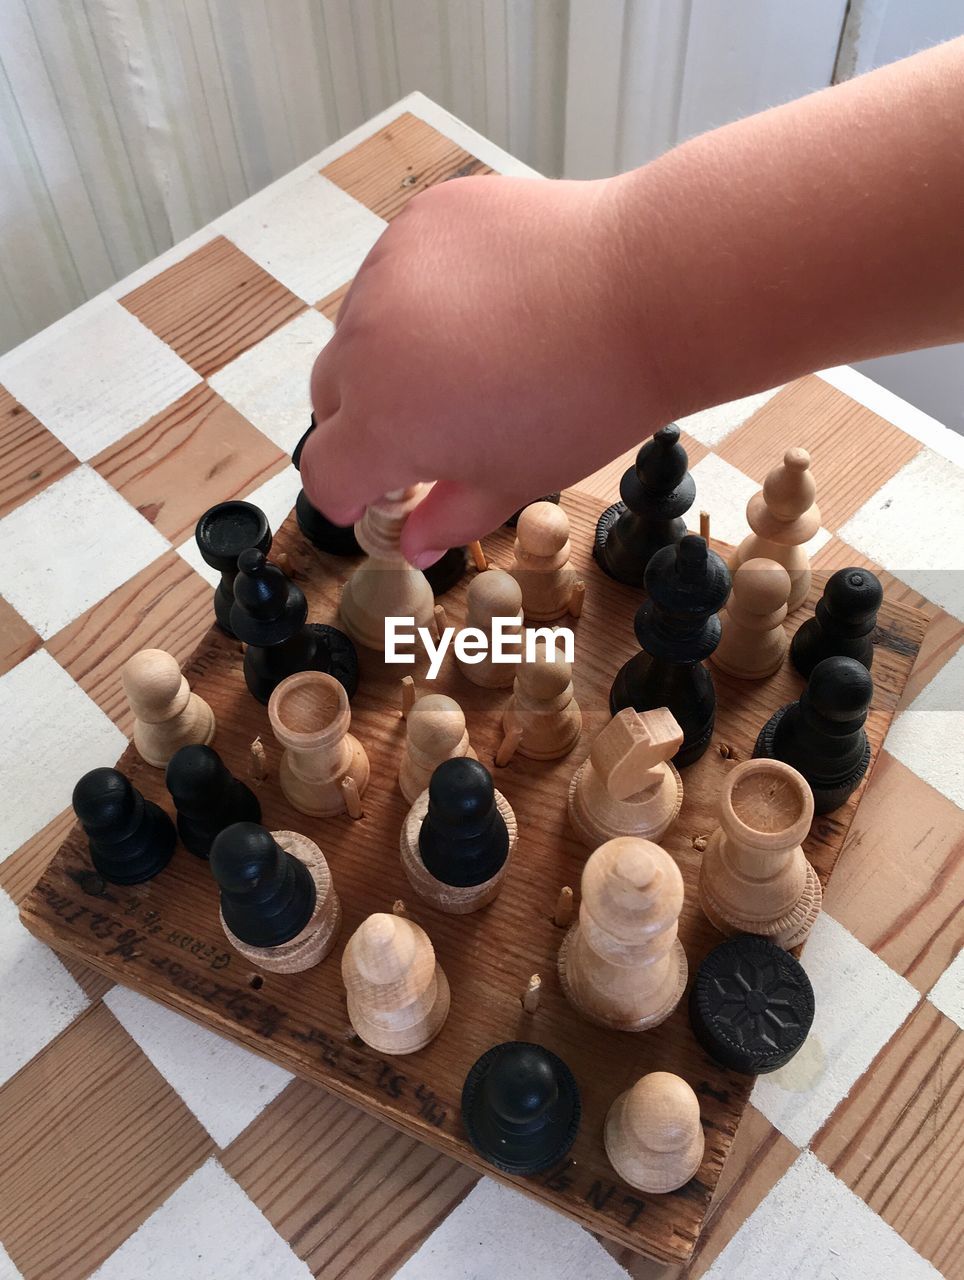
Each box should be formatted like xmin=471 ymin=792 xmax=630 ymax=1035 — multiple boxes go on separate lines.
xmin=423 ymin=545 xmax=469 ymax=597
xmin=165 ymin=745 xmax=261 ymax=858
xmin=291 ymin=416 xmax=363 ymax=556
xmin=418 ymin=758 xmax=509 ymax=887
xmin=790 ymin=567 xmax=883 ymax=678
xmin=689 ymin=934 xmax=815 ymax=1074
xmin=594 ymin=424 xmax=695 ymax=586
xmin=610 ymin=535 xmax=731 ymax=767
xmin=755 ymin=655 xmax=873 ymax=814
xmin=230 ymin=548 xmax=359 ymax=704
xmin=461 ymin=1042 xmax=581 ymax=1175
xmin=195 ymin=501 xmax=272 ymax=637
xmin=72 ymin=768 xmax=175 ymax=885
xmin=209 ymin=822 xmax=316 ymax=948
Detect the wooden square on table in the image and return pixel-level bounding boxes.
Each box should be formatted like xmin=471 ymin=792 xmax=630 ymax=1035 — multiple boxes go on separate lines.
xmin=120 ymin=236 xmax=307 ymax=379
xmin=0 ymin=385 xmax=77 ymax=519
xmin=0 ymin=595 xmax=40 ymax=677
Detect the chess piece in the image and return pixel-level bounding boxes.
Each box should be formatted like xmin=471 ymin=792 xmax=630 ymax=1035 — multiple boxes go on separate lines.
xmin=400 ymin=757 xmax=517 ymax=913
xmin=457 ymin=569 xmax=524 ymax=689
xmin=790 ymin=567 xmax=883 ymax=677
xmin=510 ymin=501 xmax=579 ymax=622
xmin=291 ymin=415 xmax=363 ymax=556
xmin=231 ymin=548 xmax=359 ymax=703
xmin=423 ymin=545 xmax=469 ymax=597
xmin=341 ymin=912 xmax=450 ymax=1054
xmin=499 ymin=636 xmax=582 ymax=762
xmin=711 ymin=557 xmax=792 ymax=679
xmin=558 ymin=836 xmax=686 ymax=1031
xmin=610 ymin=535 xmax=731 ymax=767
xmin=699 ymin=758 xmax=821 ymax=947
xmin=568 ymin=707 xmax=684 ymax=849
xmin=604 ymin=1073 xmax=704 ymax=1193
xmin=195 ymin=500 xmax=272 ymax=636
xmin=123 ymin=648 xmax=216 ymax=767
xmin=268 ymin=671 xmax=370 ymax=817
xmin=690 ymin=934 xmax=815 ymax=1073
xmin=165 ymin=744 xmax=261 ymax=858
xmin=209 ymin=822 xmax=340 ymax=973
xmin=398 ymin=693 xmax=477 ymax=804
xmin=72 ymin=767 xmax=175 ymax=884
xmin=730 ymin=448 xmax=820 ymax=611
xmin=755 ymin=655 xmax=873 ymax=814
xmin=461 ymin=1042 xmax=580 ymax=1174
xmin=594 ymin=425 xmax=696 ymax=585
xmin=505 ymin=494 xmax=561 ymax=527
xmin=339 ymin=486 xmax=436 ymax=650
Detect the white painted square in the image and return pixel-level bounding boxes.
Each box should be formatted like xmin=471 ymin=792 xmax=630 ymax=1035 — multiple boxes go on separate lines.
xmin=751 ymin=913 xmax=919 ymax=1148
xmin=104 ymin=987 xmax=292 ymax=1147
xmin=0 ymin=651 xmax=127 ymax=864
xmin=0 ymin=888 xmax=89 ymax=1086
xmin=928 ymin=948 xmax=964 ymax=1030
xmin=209 ymin=309 xmax=334 ymax=456
xmin=0 ymin=1239 xmax=23 ymax=1279
xmin=884 ymin=644 xmax=964 ymax=811
xmin=839 ymin=449 xmax=964 ymax=622
xmin=703 ymin=1150 xmax=941 ymax=1280
xmin=0 ymin=295 xmax=201 ymax=460
xmin=0 ymin=466 xmax=169 ymax=639
xmin=678 ymin=385 xmax=785 ymax=448
xmin=394 ymin=1176 xmax=629 ymax=1280
xmin=90 ymin=1158 xmax=313 ymax=1280
xmin=218 ymin=171 xmax=385 ymax=304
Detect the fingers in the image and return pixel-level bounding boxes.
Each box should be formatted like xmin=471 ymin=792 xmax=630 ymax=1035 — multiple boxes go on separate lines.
xmin=400 ymin=481 xmax=518 ymax=568
xmin=299 ymin=408 xmax=420 ymax=527
xmin=310 ymin=334 xmax=342 ymax=423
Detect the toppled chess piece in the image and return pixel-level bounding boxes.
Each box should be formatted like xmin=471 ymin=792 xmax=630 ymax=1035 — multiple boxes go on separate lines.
xmin=400 ymin=757 xmax=516 ymax=914
xmin=341 ymin=912 xmax=450 ymax=1054
xmin=689 ymin=934 xmax=815 ymax=1074
xmin=510 ymin=501 xmax=580 ymax=622
xmin=604 ymin=1072 xmax=704 ymax=1193
xmin=594 ymin=425 xmax=696 ymax=586
xmin=72 ymin=767 xmax=175 ymax=884
xmin=165 ymin=744 xmax=261 ymax=858
xmin=291 ymin=415 xmax=363 ymax=556
xmin=457 ymin=569 xmax=524 ymax=689
xmin=398 ymin=693 xmax=476 ymax=804
xmin=195 ymin=500 xmax=272 ymax=636
xmin=568 ymin=707 xmax=684 ymax=848
xmin=461 ymin=1042 xmax=580 ymax=1175
xmin=699 ymin=758 xmax=821 ymax=948
xmin=711 ymin=557 xmax=792 ymax=680
xmin=123 ymin=648 xmax=215 ymax=768
xmin=231 ymin=548 xmax=358 ymax=703
xmin=558 ymin=836 xmax=686 ymax=1031
xmin=790 ymin=566 xmax=883 ymax=678
xmin=499 ymin=635 xmax=582 ymax=763
xmin=268 ymin=671 xmax=370 ymax=817
xmin=610 ymin=535 xmax=731 ymax=767
xmin=755 ymin=654 xmax=873 ymax=814
xmin=730 ymin=447 xmax=820 ymax=612
xmin=209 ymin=822 xmax=340 ymax=972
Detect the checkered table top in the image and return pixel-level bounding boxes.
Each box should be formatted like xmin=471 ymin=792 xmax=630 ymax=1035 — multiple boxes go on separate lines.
xmin=0 ymin=92 xmax=960 ymax=1280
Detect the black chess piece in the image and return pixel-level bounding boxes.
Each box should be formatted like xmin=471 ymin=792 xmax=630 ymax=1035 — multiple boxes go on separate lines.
xmin=505 ymin=493 xmax=561 ymax=527
xmin=195 ymin=501 xmax=272 ymax=637
xmin=790 ymin=567 xmax=883 ymax=678
xmin=423 ymin=545 xmax=469 ymax=597
xmin=754 ymin=655 xmax=873 ymax=814
xmin=165 ymin=745 xmax=261 ymax=858
xmin=689 ymin=934 xmax=815 ymax=1074
xmin=461 ymin=1041 xmax=581 ymax=1175
xmin=209 ymin=822 xmax=316 ymax=948
xmin=230 ymin=548 xmax=359 ymax=704
xmin=610 ymin=535 xmax=731 ymax=767
xmin=594 ymin=424 xmax=696 ymax=585
xmin=418 ymin=758 xmax=509 ymax=887
xmin=72 ymin=768 xmax=176 ymax=884
xmin=291 ymin=416 xmax=363 ymax=556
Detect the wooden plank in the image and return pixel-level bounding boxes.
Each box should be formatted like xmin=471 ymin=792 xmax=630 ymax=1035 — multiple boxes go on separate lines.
xmin=0 ymin=385 xmax=77 ymax=519
xmin=19 ymin=489 xmax=927 ymax=1266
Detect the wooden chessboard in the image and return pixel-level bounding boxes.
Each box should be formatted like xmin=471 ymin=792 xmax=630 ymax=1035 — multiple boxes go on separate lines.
xmin=19 ymin=487 xmax=928 ymax=1267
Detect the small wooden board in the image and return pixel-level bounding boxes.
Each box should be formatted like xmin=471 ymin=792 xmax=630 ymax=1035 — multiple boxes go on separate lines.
xmin=20 ymin=489 xmax=927 ymax=1266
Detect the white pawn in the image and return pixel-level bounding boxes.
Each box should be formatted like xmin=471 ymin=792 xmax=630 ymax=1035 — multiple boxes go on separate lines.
xmin=605 ymin=1072 xmax=704 ymax=1193
xmin=730 ymin=448 xmax=820 ymax=611
xmin=510 ymin=501 xmax=579 ymax=622
xmin=123 ymin=648 xmax=215 ymax=768
xmin=457 ymin=570 xmax=523 ymax=688
xmin=398 ymin=693 xmax=477 ymax=804
xmin=498 ymin=635 xmax=582 ymax=764
xmin=712 ymin=557 xmax=791 ymax=679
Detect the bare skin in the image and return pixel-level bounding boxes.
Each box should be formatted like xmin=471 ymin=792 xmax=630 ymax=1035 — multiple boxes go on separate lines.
xmin=303 ymin=38 xmax=964 ymax=568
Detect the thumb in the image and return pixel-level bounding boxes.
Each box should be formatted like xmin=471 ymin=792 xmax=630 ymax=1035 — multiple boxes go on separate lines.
xmin=400 ymin=481 xmax=519 ymax=568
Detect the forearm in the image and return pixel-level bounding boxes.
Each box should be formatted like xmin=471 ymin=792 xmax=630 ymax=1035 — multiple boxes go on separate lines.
xmin=612 ymin=37 xmax=964 ymax=421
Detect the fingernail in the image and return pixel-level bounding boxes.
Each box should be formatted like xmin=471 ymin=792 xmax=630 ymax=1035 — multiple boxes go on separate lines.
xmin=412 ymin=548 xmax=445 ymax=569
